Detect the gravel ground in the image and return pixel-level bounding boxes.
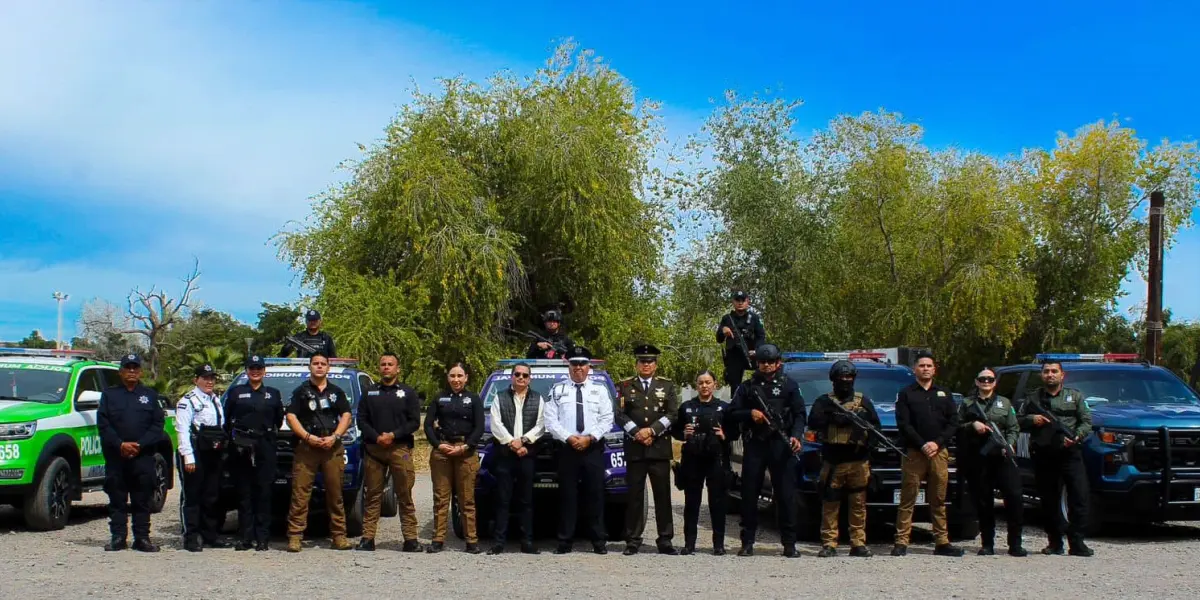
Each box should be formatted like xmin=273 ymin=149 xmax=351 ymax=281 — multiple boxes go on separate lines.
xmin=2 ymin=476 xmax=1200 ymax=599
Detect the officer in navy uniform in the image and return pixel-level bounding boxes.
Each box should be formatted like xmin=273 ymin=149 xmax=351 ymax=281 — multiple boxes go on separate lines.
xmin=671 ymin=369 xmax=730 ymax=555
xmin=96 ymin=354 xmax=165 ymax=552
xmin=615 ymin=343 xmax=679 ymax=555
xmin=525 ymin=309 xmax=575 ymax=359
xmin=174 ymin=363 xmax=229 ymax=552
xmin=279 ymin=309 xmax=337 ymax=358
xmin=715 ymin=291 xmax=766 ymax=391
xmin=728 ymin=343 xmax=805 ymax=557
xmin=224 ymin=355 xmax=285 ymax=551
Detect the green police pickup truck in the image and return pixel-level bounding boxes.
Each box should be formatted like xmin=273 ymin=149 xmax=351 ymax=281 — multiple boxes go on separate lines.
xmin=0 ymin=348 xmax=178 ymax=530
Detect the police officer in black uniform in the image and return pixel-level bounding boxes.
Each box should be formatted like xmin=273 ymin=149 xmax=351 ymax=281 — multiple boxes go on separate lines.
xmin=224 ymin=355 xmax=284 ymax=551
xmin=96 ymin=354 xmax=164 ymax=552
xmin=716 ymin=291 xmax=766 ymax=391
xmin=525 ymin=309 xmax=575 ymax=359
xmin=672 ymin=369 xmax=729 ymax=555
xmin=729 ymin=344 xmax=805 ymax=557
xmin=279 ymin=309 xmax=336 ymax=358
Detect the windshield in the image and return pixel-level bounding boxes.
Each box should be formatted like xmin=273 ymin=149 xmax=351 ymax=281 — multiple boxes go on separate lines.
xmin=228 ymin=371 xmax=358 ymax=407
xmin=784 ymin=366 xmax=915 ymax=413
xmin=1061 ymin=369 xmax=1200 ymax=406
xmin=0 ymin=364 xmax=71 ymax=404
xmin=481 ymin=371 xmax=614 ymax=408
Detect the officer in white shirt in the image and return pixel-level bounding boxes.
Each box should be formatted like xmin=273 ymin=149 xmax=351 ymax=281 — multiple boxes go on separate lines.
xmin=544 ymin=346 xmax=614 ymax=555
xmin=175 ymin=364 xmax=229 ymax=552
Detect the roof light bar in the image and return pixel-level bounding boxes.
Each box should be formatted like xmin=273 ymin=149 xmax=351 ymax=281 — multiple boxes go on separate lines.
xmin=1035 ymin=353 xmax=1140 ymax=363
xmin=496 ymin=359 xmax=607 ymax=367
xmin=781 ymin=352 xmax=887 ymax=361
xmin=0 ymin=348 xmax=95 ymax=358
xmin=262 ymin=358 xmax=360 ymax=367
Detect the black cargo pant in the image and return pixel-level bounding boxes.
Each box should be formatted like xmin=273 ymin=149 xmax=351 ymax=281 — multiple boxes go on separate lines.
xmin=1033 ymin=446 xmax=1088 ymax=547
xmin=177 ymin=447 xmax=224 ymax=544
xmin=681 ymin=450 xmax=726 ymax=548
xmin=739 ymin=436 xmax=797 ymax=546
xmin=104 ymin=453 xmax=156 ymax=541
xmin=722 ymin=354 xmax=750 ymax=390
xmin=557 ymin=444 xmax=606 ymax=545
xmin=964 ymin=454 xmax=1023 ymax=548
xmin=492 ymin=445 xmax=536 ymax=545
xmin=624 ymin=457 xmax=674 ymax=548
xmin=231 ymin=437 xmax=277 ymax=544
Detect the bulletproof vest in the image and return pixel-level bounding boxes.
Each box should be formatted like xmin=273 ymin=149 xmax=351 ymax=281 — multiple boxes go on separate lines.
xmin=824 ymin=392 xmax=866 ymax=446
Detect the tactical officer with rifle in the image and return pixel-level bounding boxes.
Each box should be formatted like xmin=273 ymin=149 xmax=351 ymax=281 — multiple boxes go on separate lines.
xmin=524 ymin=309 xmax=575 ymax=360
xmin=279 ymin=309 xmax=336 ymax=359
xmin=283 ymin=352 xmax=354 ymax=552
xmin=1018 ymin=359 xmax=1094 ymax=557
xmin=806 ymin=360 xmax=883 ymax=558
xmin=224 ymin=355 xmax=285 ymax=551
xmin=715 ymin=291 xmax=766 ymax=391
xmin=672 ymin=370 xmax=730 ymax=555
xmin=957 ymin=367 xmax=1026 ymax=556
xmin=728 ymin=343 xmax=805 ymax=557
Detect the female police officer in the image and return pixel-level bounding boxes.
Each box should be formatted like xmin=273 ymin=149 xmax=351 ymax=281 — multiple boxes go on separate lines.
xmin=423 ymin=362 xmax=485 ymax=553
xmin=958 ymin=367 xmax=1026 ymax=556
xmin=672 ymin=370 xmax=729 ymax=555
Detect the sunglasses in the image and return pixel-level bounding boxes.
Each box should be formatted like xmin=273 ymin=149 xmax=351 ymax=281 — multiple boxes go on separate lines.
xmin=976 ymin=376 xmax=996 ymax=383
xmin=513 ymin=372 xmax=531 ymax=379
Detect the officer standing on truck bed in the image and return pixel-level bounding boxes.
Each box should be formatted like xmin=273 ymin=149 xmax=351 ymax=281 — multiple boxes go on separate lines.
xmin=525 ymin=309 xmax=575 ymax=359
xmin=672 ymin=369 xmax=730 ymax=555
xmin=729 ymin=343 xmax=804 ymax=557
xmin=224 ymin=354 xmax=284 ymax=552
xmin=715 ymin=291 xmax=766 ymax=392
xmin=284 ymin=352 xmax=354 ymax=552
xmin=1018 ymin=359 xmax=1094 ymax=557
xmin=279 ymin=309 xmax=336 ymax=358
xmin=958 ymin=367 xmax=1026 ymax=557
xmin=806 ymin=360 xmax=880 ymax=558
xmin=174 ymin=364 xmax=229 ymax=552
xmin=96 ymin=353 xmax=164 ymax=552
xmin=615 ymin=344 xmax=679 ymax=556
xmin=892 ymin=350 xmax=963 ymax=557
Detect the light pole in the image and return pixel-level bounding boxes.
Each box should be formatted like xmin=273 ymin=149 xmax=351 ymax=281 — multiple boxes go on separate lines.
xmin=52 ymin=292 xmax=69 ymax=350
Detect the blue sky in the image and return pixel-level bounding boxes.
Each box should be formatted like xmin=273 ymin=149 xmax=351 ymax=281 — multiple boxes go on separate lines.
xmin=2 ymin=0 xmax=1198 ymax=342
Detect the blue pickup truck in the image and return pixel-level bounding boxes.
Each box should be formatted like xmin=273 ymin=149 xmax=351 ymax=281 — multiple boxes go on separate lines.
xmin=727 ymin=352 xmax=978 ymax=541
xmin=454 ymin=359 xmax=627 ymax=539
xmin=994 ymin=353 xmax=1200 ymax=534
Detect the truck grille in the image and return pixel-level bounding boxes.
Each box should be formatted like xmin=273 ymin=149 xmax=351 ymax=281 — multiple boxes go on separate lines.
xmin=869 ymin=429 xmax=957 ymax=470
xmin=1134 ymin=431 xmax=1200 ymax=471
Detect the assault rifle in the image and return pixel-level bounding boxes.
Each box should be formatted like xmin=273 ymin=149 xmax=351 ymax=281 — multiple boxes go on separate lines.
xmin=968 ymin=402 xmax=1018 ymax=467
xmin=829 ymin=398 xmax=905 ymax=455
xmin=282 ymin=334 xmax=319 ymax=357
xmin=719 ymin=313 xmax=754 ymax=365
xmin=750 ymin=386 xmax=799 ymax=455
xmin=1024 ymin=398 xmax=1078 ymax=444
xmin=501 ymin=326 xmax=570 ymax=357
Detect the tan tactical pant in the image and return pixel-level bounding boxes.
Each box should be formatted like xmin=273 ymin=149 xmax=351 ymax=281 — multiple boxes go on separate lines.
xmin=820 ymin=460 xmax=870 ymax=548
xmin=287 ymin=441 xmax=346 ymax=538
xmin=429 ymin=447 xmax=479 ymax=544
xmin=362 ymin=444 xmax=418 ymax=541
xmin=894 ymin=448 xmax=950 ymax=546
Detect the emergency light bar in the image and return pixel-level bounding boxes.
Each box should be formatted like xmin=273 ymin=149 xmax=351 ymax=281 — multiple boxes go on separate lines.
xmin=0 ymin=348 xmax=95 ymax=358
xmin=496 ymin=359 xmax=607 ymax=367
xmin=262 ymin=358 xmax=360 ymax=367
xmin=1035 ymin=353 xmax=1140 ymax=363
xmin=782 ymin=352 xmax=888 ymax=361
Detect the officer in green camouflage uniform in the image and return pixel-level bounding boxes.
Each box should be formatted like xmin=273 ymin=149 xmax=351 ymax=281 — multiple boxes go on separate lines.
xmin=958 ymin=367 xmax=1025 ymax=556
xmin=1018 ymin=359 xmax=1093 ymax=557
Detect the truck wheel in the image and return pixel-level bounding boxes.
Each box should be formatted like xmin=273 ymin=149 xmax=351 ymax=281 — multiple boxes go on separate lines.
xmin=346 ymin=486 xmax=364 ymax=538
xmin=149 ymin=453 xmax=169 ymax=514
xmin=380 ymin=471 xmax=398 ymax=518
xmin=24 ymin=457 xmax=73 ymax=531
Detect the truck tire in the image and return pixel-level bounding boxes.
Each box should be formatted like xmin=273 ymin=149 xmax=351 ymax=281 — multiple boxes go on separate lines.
xmin=149 ymin=453 xmax=169 ymax=514
xmin=380 ymin=471 xmax=398 ymax=518
xmin=346 ymin=485 xmax=364 ymax=538
xmin=24 ymin=457 xmax=73 ymax=531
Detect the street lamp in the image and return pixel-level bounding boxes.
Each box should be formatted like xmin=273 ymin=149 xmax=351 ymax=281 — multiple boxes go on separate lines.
xmin=51 ymin=292 xmax=69 ymax=350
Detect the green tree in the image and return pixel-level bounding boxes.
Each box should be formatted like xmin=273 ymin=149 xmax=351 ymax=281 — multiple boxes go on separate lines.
xmin=18 ymin=331 xmax=58 ymax=349
xmin=156 ymin=308 xmax=255 ymax=385
xmin=253 ymin=302 xmax=301 ymax=356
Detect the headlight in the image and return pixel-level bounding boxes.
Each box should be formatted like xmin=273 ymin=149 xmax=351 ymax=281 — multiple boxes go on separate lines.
xmin=604 ymin=431 xmax=624 ymax=447
xmin=478 ymin=432 xmax=493 ymax=447
xmin=340 ymin=425 xmax=360 ymax=445
xmin=1099 ymin=430 xmax=1137 ymax=446
xmin=0 ymin=422 xmax=36 ymax=440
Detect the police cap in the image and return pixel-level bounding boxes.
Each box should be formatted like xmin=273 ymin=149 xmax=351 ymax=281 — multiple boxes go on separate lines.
xmin=194 ymin=364 xmax=217 ymax=378
xmin=565 ymin=345 xmax=592 ymax=363
xmin=305 ymin=309 xmax=321 ymax=322
xmin=755 ymin=344 xmax=781 ymax=362
xmin=119 ymin=354 xmax=142 ymax=368
xmin=731 ymin=290 xmax=749 ymax=301
xmin=829 ymin=359 xmax=857 ymax=381
xmin=245 ymin=355 xmax=266 ymax=369
xmin=633 ymin=343 xmax=661 ymax=361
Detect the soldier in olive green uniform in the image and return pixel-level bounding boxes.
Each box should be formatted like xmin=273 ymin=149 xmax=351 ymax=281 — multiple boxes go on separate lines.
xmin=806 ymin=360 xmax=881 ymax=557
xmin=958 ymin=368 xmax=1026 ymax=556
xmin=616 ymin=344 xmax=680 ymax=555
xmin=1018 ymin=359 xmax=1093 ymax=557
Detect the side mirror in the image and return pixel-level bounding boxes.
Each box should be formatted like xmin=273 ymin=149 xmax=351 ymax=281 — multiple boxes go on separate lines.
xmin=77 ymin=390 xmax=102 ymax=410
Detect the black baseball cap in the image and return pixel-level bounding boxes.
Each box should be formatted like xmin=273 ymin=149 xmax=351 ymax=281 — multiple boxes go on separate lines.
xmin=305 ymin=309 xmax=321 ymax=321
xmin=119 ymin=354 xmax=142 ymax=368
xmin=246 ymin=355 xmax=266 ymax=369
xmin=731 ymin=290 xmax=748 ymax=301
xmin=194 ymin=364 xmax=217 ymax=378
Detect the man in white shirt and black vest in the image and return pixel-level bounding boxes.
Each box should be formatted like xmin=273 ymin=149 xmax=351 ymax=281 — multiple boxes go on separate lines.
xmin=544 ymin=346 xmax=614 ymax=555
xmin=486 ymin=362 xmax=546 ymax=555
xmin=175 ymin=363 xmax=230 ymax=552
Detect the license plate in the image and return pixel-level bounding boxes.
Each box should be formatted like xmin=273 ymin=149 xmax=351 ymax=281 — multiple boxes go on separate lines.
xmin=892 ymin=489 xmax=926 ymax=504
xmin=275 ymin=478 xmax=287 ymax=484
xmin=1194 ymin=488 xmax=1200 ymax=502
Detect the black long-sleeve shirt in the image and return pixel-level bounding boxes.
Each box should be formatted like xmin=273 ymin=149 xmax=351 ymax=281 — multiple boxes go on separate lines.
xmin=96 ymin=384 xmax=164 ymax=459
xmin=729 ymin=370 xmax=806 ymax=441
xmin=423 ymin=388 xmax=485 ymax=446
xmin=358 ymin=381 xmax=422 ymax=447
xmin=895 ymin=381 xmax=958 ymax=451
xmin=807 ymin=393 xmax=882 ymax=463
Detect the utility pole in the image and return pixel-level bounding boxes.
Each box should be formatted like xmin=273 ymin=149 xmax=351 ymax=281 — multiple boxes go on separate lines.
xmin=51 ymin=291 xmax=69 ymax=350
xmin=1145 ymin=191 xmax=1165 ymax=365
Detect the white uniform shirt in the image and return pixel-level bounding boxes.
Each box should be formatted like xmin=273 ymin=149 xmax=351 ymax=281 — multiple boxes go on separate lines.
xmin=544 ymin=377 xmax=614 ymax=443
xmin=175 ymin=386 xmax=224 ymax=465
